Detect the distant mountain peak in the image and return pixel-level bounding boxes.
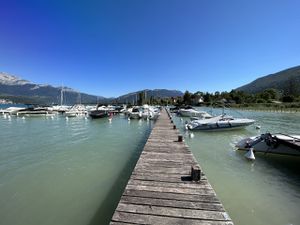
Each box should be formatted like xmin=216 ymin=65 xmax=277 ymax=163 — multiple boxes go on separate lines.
xmin=0 ymin=72 xmax=104 ymax=104
xmin=0 ymin=72 xmax=32 ymax=86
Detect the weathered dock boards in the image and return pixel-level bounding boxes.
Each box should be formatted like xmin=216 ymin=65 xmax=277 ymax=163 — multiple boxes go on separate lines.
xmin=110 ymin=109 xmax=233 ymax=225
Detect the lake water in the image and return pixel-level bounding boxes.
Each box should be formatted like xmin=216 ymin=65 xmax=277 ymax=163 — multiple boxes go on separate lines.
xmin=174 ymin=107 xmax=300 ymax=225
xmin=0 ymin=106 xmax=299 ymax=225
xmin=0 ymin=110 xmax=153 ymax=225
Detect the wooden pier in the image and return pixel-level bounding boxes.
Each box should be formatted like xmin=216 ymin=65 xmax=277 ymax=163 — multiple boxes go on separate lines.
xmin=110 ymin=109 xmax=233 ymax=225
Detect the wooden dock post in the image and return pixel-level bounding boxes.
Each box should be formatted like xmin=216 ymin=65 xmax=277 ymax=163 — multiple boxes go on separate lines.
xmin=178 ymin=134 xmax=183 ymax=142
xmin=191 ymin=165 xmax=201 ymax=181
xmin=110 ymin=108 xmax=234 ymax=225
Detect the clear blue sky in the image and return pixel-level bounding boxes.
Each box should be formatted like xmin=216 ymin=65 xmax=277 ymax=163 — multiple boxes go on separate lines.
xmin=1 ymin=0 xmax=299 ymax=97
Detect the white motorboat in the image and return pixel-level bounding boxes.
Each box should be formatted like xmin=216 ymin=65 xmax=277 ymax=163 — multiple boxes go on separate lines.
xmin=149 ymin=109 xmax=160 ymax=120
xmin=129 ymin=107 xmax=142 ymax=119
xmin=179 ymin=108 xmax=212 ymax=118
xmin=88 ymin=105 xmax=109 ymax=119
xmin=50 ymin=105 xmax=70 ymax=113
xmin=236 ymin=133 xmax=300 ymax=156
xmin=187 ymin=114 xmax=255 ymax=131
xmin=65 ymin=104 xmax=87 ymax=117
xmin=0 ymin=107 xmax=26 ymax=115
xmin=141 ymin=104 xmax=160 ymax=120
xmin=16 ymin=107 xmax=55 ymax=117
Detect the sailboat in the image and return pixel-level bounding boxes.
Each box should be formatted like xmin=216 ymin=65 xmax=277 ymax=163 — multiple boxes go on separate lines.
xmin=51 ymin=86 xmax=70 ymax=113
xmin=65 ymin=92 xmax=87 ymax=117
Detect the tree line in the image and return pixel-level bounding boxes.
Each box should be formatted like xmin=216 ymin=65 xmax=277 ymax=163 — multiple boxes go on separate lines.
xmin=131 ymin=88 xmax=300 ymax=108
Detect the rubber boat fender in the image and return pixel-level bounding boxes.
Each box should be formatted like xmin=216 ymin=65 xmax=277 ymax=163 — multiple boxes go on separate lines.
xmin=228 ymin=121 xmax=232 ymax=127
xmin=245 ymin=148 xmax=255 ymax=160
xmin=184 ymin=124 xmax=189 ymax=130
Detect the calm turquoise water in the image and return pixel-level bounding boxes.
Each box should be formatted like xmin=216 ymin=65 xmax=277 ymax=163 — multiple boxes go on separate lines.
xmin=0 ymin=111 xmax=153 ymax=225
xmin=174 ymin=107 xmax=300 ymax=225
xmin=1 ymin=106 xmax=300 ymax=225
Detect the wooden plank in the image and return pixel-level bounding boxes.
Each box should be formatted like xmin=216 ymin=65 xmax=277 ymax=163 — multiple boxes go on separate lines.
xmin=128 ymin=179 xmax=212 ymax=190
xmin=123 ymin=189 xmax=220 ymax=203
xmin=130 ymin=173 xmax=208 ymax=183
xmin=131 ymin=168 xmax=192 ymax=175
xmin=120 ymin=196 xmax=225 ymax=211
xmin=112 ymin=212 xmax=234 ymax=225
xmin=116 ymin=203 xmax=231 ymax=221
xmin=125 ymin=184 xmax=216 ymax=195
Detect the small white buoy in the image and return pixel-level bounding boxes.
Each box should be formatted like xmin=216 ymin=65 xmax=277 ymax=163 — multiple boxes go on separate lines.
xmin=108 ymin=117 xmax=112 ymax=123
xmin=22 ymin=116 xmax=25 ymax=120
xmin=255 ymin=125 xmax=261 ymax=130
xmin=244 ymin=148 xmax=255 ymax=160
xmin=3 ymin=114 xmax=7 ymax=119
xmin=66 ymin=117 xmax=69 ymax=121
xmin=189 ymin=133 xmax=194 ymax=138
xmin=128 ymin=117 xmax=130 ymax=121
xmin=184 ymin=124 xmax=188 ymax=130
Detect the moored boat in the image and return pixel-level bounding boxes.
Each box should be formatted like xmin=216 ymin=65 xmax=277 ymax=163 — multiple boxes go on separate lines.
xmin=236 ymin=133 xmax=300 ymax=156
xmin=129 ymin=107 xmax=142 ymax=119
xmin=0 ymin=107 xmax=26 ymax=115
xmin=88 ymin=105 xmax=109 ymax=119
xmin=187 ymin=114 xmax=255 ymax=131
xmin=141 ymin=104 xmax=160 ymax=120
xmin=179 ymin=108 xmax=212 ymax=118
xmin=16 ymin=107 xmax=55 ymax=117
xmin=65 ymin=104 xmax=87 ymax=117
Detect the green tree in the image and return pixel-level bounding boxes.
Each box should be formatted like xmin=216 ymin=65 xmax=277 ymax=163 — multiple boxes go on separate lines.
xmin=183 ymin=91 xmax=192 ymax=105
xmin=138 ymin=92 xmax=145 ymax=105
xmin=203 ymin=92 xmax=211 ymax=103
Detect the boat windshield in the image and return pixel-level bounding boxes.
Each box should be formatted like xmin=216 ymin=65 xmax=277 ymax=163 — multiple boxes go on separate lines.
xmin=132 ymin=108 xmax=140 ymax=113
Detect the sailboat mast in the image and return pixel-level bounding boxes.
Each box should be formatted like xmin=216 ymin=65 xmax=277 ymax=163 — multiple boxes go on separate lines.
xmin=78 ymin=92 xmax=82 ymax=104
xmin=136 ymin=94 xmax=137 ymax=105
xmin=60 ymin=86 xmax=64 ymax=106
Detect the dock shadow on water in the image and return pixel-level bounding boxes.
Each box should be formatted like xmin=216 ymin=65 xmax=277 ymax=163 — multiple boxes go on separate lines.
xmin=256 ymin=153 xmax=300 ymax=180
xmin=87 ymin=127 xmax=152 ymax=225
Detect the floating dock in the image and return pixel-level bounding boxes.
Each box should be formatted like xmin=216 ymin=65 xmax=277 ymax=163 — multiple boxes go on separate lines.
xmin=110 ymin=109 xmax=233 ymax=225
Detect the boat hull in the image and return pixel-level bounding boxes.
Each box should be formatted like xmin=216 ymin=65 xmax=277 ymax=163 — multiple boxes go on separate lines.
xmin=236 ymin=135 xmax=300 ymax=156
xmin=189 ymin=124 xmax=252 ymax=131
xmin=129 ymin=112 xmax=142 ymax=119
xmin=188 ymin=120 xmax=254 ymax=131
xmin=89 ymin=111 xmax=109 ymax=119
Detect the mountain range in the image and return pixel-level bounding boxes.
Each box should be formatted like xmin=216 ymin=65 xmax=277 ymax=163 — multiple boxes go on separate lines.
xmin=236 ymin=65 xmax=300 ymax=95
xmin=1 ymin=65 xmax=300 ymax=105
xmin=0 ymin=72 xmax=183 ymax=104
